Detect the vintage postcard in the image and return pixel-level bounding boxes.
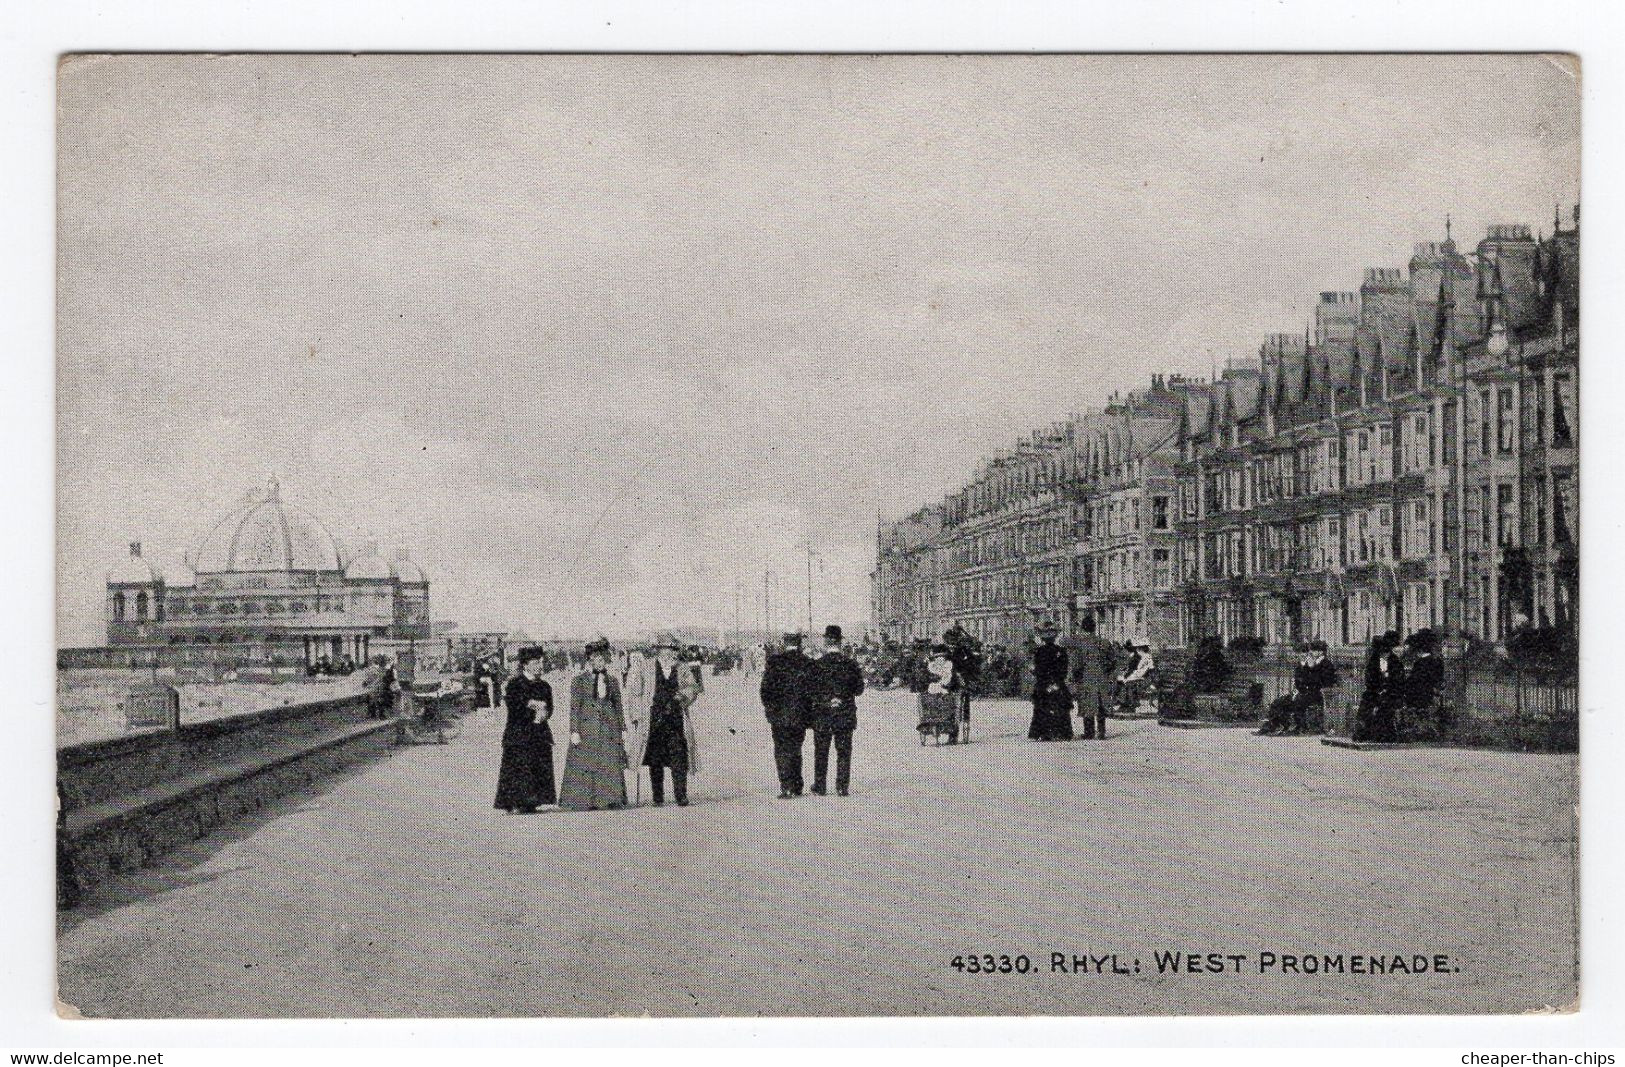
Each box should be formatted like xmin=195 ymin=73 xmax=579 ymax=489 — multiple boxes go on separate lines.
xmin=55 ymin=53 xmax=1580 ymax=1017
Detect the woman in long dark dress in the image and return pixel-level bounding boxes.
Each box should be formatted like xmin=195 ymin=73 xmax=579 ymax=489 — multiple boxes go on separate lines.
xmin=558 ymin=639 xmax=629 ymax=811
xmin=494 ymin=646 xmax=557 ymax=813
xmin=1027 ymin=624 xmax=1075 ymax=741
xmin=1354 ymin=630 xmax=1404 ymax=743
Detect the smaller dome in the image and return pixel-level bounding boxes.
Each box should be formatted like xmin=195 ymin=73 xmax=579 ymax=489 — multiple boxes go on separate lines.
xmin=107 ymin=542 xmax=162 ymax=585
xmin=346 ymin=554 xmax=392 ymax=580
xmin=390 ymin=558 xmax=427 ymax=584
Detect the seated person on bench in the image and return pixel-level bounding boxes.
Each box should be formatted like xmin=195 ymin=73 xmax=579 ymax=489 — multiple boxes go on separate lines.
xmin=1398 ymin=628 xmax=1446 ymax=739
xmin=1259 ymin=640 xmax=1338 ymax=735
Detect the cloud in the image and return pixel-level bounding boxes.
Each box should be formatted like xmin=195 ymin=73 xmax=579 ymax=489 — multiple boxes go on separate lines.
xmin=56 ymin=55 xmax=1579 ymax=645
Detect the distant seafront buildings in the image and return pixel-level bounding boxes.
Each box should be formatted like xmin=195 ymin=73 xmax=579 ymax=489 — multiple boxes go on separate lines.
xmin=69 ymin=477 xmax=432 ymax=668
xmin=873 ymin=209 xmax=1580 ymax=653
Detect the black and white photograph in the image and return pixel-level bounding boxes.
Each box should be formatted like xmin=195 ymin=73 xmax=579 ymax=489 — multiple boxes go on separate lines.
xmin=44 ymin=50 xmax=1586 ymax=1022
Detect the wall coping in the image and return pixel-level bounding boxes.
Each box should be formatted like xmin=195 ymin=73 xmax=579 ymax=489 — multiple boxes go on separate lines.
xmin=57 ymin=693 xmax=368 ymax=770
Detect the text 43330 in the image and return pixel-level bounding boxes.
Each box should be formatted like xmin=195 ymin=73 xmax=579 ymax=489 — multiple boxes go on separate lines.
xmin=951 ymin=954 xmax=1034 ymax=974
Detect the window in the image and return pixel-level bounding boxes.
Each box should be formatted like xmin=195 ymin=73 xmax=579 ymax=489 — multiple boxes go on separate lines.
xmin=112 ymin=591 xmax=125 ymax=621
xmin=1479 ymin=389 xmax=1492 ymax=458
xmin=1404 ymin=413 xmax=1429 ymax=472
xmin=1497 ymin=483 xmax=1515 ymax=546
xmin=1554 ymin=474 xmax=1573 ymax=543
xmin=1497 ymin=387 xmax=1515 ymax=453
xmin=1552 ymin=373 xmax=1573 ymax=447
xmin=1152 ymin=495 xmax=1169 ymax=530
xmin=135 ymin=590 xmax=148 ymax=621
xmin=1442 ymin=400 xmax=1457 ymax=464
xmin=1480 ymin=485 xmax=1493 ymax=548
xmin=1533 ymin=475 xmax=1548 ymax=545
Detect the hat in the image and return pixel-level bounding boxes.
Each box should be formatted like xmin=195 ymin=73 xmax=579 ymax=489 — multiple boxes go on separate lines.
xmin=652 ymin=632 xmax=681 ymax=650
xmin=1405 ymin=628 xmax=1439 ymax=653
xmin=930 ymin=642 xmax=949 ymax=655
xmin=1308 ymin=639 xmax=1329 ymax=652
xmin=1134 ymin=636 xmax=1151 ymax=649
xmin=1036 ymin=621 xmax=1059 ymax=635
xmin=517 ymin=646 xmax=546 ymax=666
xmin=824 ymin=624 xmax=843 ymax=643
xmin=782 ymin=632 xmax=803 ymax=647
xmin=584 ymin=637 xmax=612 ymax=658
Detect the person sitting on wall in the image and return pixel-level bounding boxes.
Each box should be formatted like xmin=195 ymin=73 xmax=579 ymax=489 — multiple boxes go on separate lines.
xmin=1353 ymin=631 xmax=1404 ymax=742
xmin=1398 ymin=628 xmax=1446 ymax=740
xmin=1258 ymin=640 xmax=1339 ymax=736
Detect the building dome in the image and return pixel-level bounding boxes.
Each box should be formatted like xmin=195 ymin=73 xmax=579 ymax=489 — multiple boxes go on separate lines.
xmin=345 ymin=542 xmax=392 ymax=580
xmin=390 ymin=554 xmax=427 ymax=584
xmin=194 ymin=477 xmax=344 ymax=574
xmin=106 ymin=542 xmax=162 ymax=584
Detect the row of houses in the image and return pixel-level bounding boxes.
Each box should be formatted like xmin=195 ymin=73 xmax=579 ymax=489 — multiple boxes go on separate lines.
xmin=872 ymin=208 xmax=1579 ymax=653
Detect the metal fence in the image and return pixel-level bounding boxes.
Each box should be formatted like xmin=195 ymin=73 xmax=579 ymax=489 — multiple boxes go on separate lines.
xmin=1243 ymin=649 xmax=1577 ymax=751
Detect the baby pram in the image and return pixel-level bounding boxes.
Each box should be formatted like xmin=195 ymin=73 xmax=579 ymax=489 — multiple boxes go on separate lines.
xmin=917 ymin=691 xmax=960 ymax=745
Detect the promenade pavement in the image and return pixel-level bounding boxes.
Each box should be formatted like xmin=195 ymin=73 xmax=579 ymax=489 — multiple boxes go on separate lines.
xmin=57 ymin=670 xmax=1577 ymax=1017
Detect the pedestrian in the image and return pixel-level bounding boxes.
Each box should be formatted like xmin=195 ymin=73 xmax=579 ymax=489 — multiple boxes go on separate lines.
xmin=558 ymin=638 xmax=630 ymax=811
xmin=494 ymin=646 xmax=557 ymax=813
xmin=1399 ymin=628 xmax=1446 ymax=739
xmin=809 ymin=624 xmax=864 ymax=796
xmin=1115 ymin=639 xmax=1155 ymax=714
xmin=626 ymin=633 xmax=701 ymax=807
xmin=1068 ymin=618 xmax=1114 ymax=740
xmin=1259 ymin=640 xmax=1339 ymax=735
xmin=760 ymin=632 xmax=815 ymax=799
xmin=1027 ymin=622 xmax=1075 ymax=741
xmin=364 ymin=654 xmax=398 ymax=719
xmin=1354 ymin=630 xmax=1404 ymax=742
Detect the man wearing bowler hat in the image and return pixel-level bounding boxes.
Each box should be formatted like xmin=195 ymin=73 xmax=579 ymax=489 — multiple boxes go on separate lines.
xmin=809 ymin=624 xmax=865 ymax=796
xmin=760 ymin=632 xmax=815 ymax=799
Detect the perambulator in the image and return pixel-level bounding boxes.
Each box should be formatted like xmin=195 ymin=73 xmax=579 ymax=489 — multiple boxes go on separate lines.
xmin=917 ymin=691 xmax=959 ymax=745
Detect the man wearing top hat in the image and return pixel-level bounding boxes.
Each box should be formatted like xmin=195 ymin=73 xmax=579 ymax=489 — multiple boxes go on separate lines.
xmin=809 ymin=624 xmax=865 ymax=796
xmin=760 ymin=632 xmax=815 ymax=799
xmin=625 ymin=633 xmax=701 ymax=806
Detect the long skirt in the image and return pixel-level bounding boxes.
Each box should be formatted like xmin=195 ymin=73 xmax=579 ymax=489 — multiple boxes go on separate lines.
xmin=494 ymin=738 xmax=556 ymax=810
xmin=1028 ymin=687 xmax=1075 ymax=740
xmin=559 ymin=733 xmax=629 ymax=811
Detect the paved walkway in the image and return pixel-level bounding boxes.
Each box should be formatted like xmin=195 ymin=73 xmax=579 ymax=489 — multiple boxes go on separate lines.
xmin=58 ymin=671 xmax=1577 ymax=1017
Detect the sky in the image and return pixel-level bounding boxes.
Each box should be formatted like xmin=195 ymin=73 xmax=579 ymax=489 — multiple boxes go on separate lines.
xmin=55 ymin=54 xmax=1579 ymax=645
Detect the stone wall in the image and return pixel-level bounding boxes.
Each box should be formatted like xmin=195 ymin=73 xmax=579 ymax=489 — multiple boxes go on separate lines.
xmin=56 ymin=692 xmax=455 ymax=904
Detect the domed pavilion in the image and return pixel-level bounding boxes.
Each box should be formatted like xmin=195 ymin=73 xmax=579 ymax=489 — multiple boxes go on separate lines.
xmin=103 ymin=477 xmax=430 ymax=666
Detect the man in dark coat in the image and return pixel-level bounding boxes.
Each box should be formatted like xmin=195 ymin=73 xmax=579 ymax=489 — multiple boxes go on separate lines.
xmin=760 ymin=632 xmax=815 ymax=799
xmin=1259 ymin=640 xmax=1340 ymax=735
xmin=1027 ymin=622 xmax=1075 ymax=741
xmin=942 ymin=623 xmax=982 ymax=744
xmin=809 ymin=624 xmax=865 ymax=796
xmin=365 ymin=654 xmax=398 ymax=719
xmin=1069 ymin=617 xmax=1115 ymax=740
xmin=494 ymin=646 xmax=556 ymax=813
xmin=1400 ymin=628 xmax=1446 ymax=738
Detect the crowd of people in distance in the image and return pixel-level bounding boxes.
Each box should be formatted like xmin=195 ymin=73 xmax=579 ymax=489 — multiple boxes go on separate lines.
xmin=303 ymin=652 xmax=358 ymax=677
